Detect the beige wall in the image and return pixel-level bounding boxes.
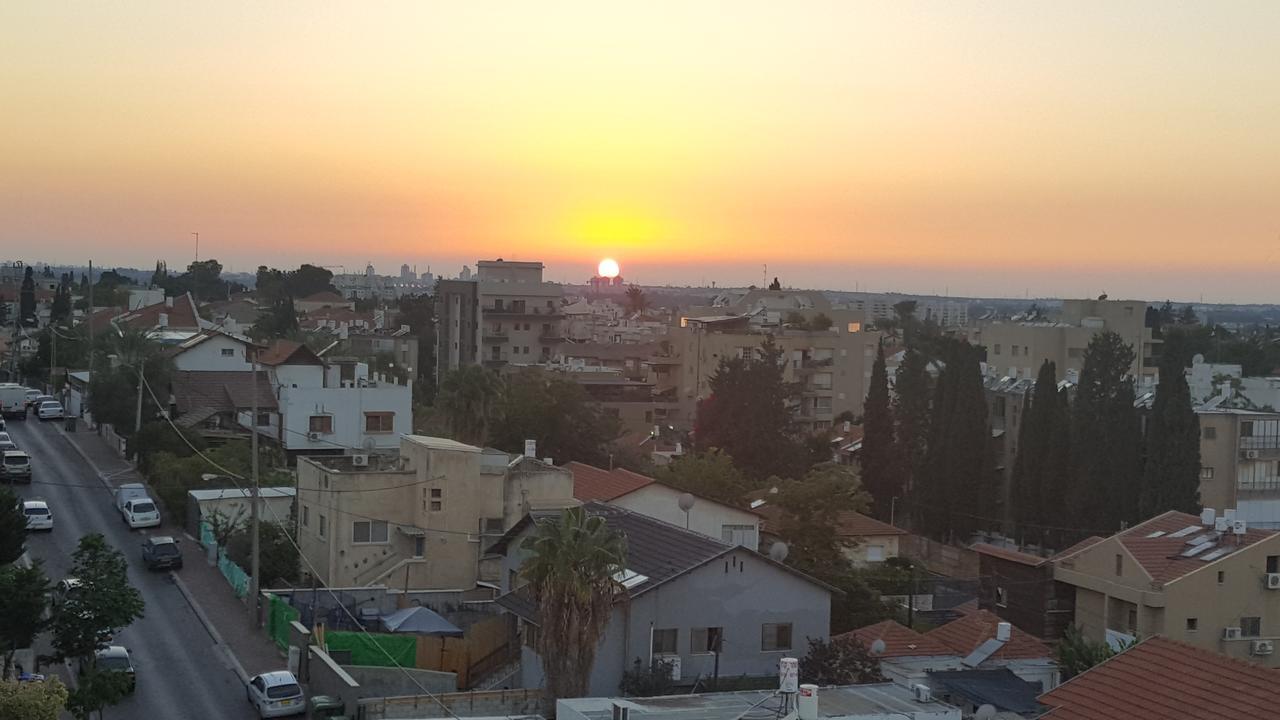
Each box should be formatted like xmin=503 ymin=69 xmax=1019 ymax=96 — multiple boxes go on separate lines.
xmin=611 ymin=483 xmax=761 ymax=546
xmin=842 ymin=533 xmax=900 ymax=567
xmin=1199 ymin=413 xmax=1241 ymax=511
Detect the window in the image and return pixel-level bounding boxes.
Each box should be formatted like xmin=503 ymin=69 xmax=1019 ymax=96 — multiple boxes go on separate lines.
xmin=221 ymin=348 xmax=236 ymax=357
xmin=761 ymin=623 xmax=792 ymax=652
xmin=302 ymin=505 xmax=309 ymax=527
xmin=846 ymin=322 xmax=861 ymax=333
xmin=721 ymin=525 xmax=755 ymax=547
xmin=866 ymin=545 xmax=885 ymax=562
xmin=1115 ymin=554 xmax=1123 ymax=576
xmin=1200 ymin=467 xmax=1215 ymax=480
xmin=691 ymin=627 xmax=723 ymax=654
xmin=994 ymin=344 xmax=1002 ymax=355
xmin=430 ymin=487 xmax=443 ymax=512
xmin=1186 ymin=617 xmax=1198 ymax=632
xmin=319 ymin=515 xmax=327 ymax=538
xmin=1127 ymin=609 xmax=1137 ymax=633
xmin=309 ymin=415 xmax=333 ymax=434
xmin=1242 ymin=421 xmax=1254 ymax=437
xmin=1267 ymin=555 xmax=1278 ymax=574
xmin=482 ymin=518 xmax=504 ymax=535
xmin=1202 ymin=426 xmax=1217 ymax=440
xmin=1242 ymin=616 xmax=1262 ymax=637
xmin=364 ymin=412 xmax=394 ymax=433
xmin=653 ymin=628 xmax=678 ymax=655
xmin=256 ymin=412 xmax=271 ymax=427
xmin=352 ymin=520 xmax=389 ymax=544
xmin=414 ymin=536 xmax=426 ymax=558
xmin=1011 ymin=345 xmax=1020 ymax=357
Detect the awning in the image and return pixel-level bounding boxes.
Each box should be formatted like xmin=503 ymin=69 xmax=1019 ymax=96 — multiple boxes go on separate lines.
xmin=396 ymin=525 xmax=426 ymax=536
xmin=380 ymin=606 xmax=464 ymax=636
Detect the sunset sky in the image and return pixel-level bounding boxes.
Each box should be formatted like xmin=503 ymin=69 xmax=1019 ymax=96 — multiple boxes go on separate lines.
xmin=3 ymin=2 xmax=1279 ymax=301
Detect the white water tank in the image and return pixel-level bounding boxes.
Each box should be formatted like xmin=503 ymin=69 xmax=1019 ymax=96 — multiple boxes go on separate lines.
xmin=797 ymin=685 xmax=818 ymax=720
xmin=779 ymin=657 xmax=799 ymax=693
xmin=996 ymin=622 xmax=1012 ymax=642
xmin=524 ymin=439 xmax=536 ymax=457
xmin=1201 ymin=508 xmax=1216 ymax=526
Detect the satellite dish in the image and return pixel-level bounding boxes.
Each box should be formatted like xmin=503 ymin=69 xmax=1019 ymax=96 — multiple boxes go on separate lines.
xmin=769 ymin=542 xmax=789 ymax=562
xmin=678 ymin=493 xmax=696 ymax=512
xmin=870 ymin=639 xmax=886 ymax=656
xmin=974 ymin=705 xmax=997 ymax=720
xmin=363 ymin=437 xmax=377 ymax=453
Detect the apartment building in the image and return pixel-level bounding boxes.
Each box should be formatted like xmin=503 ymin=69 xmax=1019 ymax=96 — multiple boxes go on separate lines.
xmin=476 ymin=260 xmax=565 ymax=367
xmin=1053 ymin=509 xmax=1280 ymax=667
xmin=1197 ymin=409 xmax=1280 ymax=529
xmin=434 ymin=279 xmax=481 ymax=376
xmin=968 ymin=298 xmax=1160 ymax=388
xmin=341 ymin=327 xmax=420 ymax=380
xmin=295 ymin=436 xmax=575 ymax=590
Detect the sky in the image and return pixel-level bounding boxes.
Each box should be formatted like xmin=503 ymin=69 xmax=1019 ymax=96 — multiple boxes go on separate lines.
xmin=2 ymin=2 xmax=1279 ymax=302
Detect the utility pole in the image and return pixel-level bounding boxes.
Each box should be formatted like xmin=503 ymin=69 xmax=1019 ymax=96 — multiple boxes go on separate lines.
xmin=193 ymin=232 xmax=199 ymax=263
xmin=87 ymin=261 xmax=93 ymax=422
xmin=249 ymin=346 xmax=261 ymax=624
xmin=134 ymin=354 xmax=144 ymax=435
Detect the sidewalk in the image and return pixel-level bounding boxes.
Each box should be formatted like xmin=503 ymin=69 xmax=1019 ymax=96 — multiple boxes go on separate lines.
xmin=61 ymin=424 xmax=285 ymax=679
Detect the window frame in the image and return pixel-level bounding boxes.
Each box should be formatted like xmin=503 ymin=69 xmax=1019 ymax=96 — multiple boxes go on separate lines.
xmin=761 ymin=623 xmax=793 ymax=652
xmin=309 ymin=414 xmax=334 ymax=434
xmin=351 ymin=520 xmax=389 ymax=544
xmin=691 ymin=626 xmax=724 ymax=654
xmin=1242 ymin=616 xmax=1262 ymax=638
xmin=652 ymin=628 xmax=679 ymax=655
xmin=364 ymin=412 xmax=395 ymax=433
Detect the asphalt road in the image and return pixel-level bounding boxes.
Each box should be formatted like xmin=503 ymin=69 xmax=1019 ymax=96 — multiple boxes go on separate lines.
xmin=8 ymin=417 xmax=259 ymax=719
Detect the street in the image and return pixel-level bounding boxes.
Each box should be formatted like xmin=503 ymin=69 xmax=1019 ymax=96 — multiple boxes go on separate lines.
xmin=8 ymin=418 xmax=259 ymax=719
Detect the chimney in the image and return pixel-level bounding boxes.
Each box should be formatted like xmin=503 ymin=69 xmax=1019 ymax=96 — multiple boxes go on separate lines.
xmin=158 ymin=312 xmax=168 ymax=327
xmin=523 ymin=439 xmax=536 ymax=458
xmin=996 ymin=622 xmax=1012 ymax=642
xmin=165 ymin=296 xmax=174 ymax=308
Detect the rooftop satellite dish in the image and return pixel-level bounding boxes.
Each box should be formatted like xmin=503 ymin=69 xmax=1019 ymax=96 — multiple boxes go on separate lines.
xmin=678 ymin=493 xmax=696 ymax=513
xmin=1192 ymin=353 xmax=1205 ymax=365
xmin=769 ymin=542 xmax=789 ymax=562
xmin=869 ymin=639 xmax=886 ymax=656
xmin=974 ymin=705 xmax=997 ymax=720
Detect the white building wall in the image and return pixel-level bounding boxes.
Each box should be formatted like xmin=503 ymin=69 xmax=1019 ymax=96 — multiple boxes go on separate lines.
xmin=611 ymin=484 xmax=760 ymax=548
xmin=274 ymin=364 xmax=326 ymax=389
xmin=278 ymin=385 xmax=412 ymax=451
xmin=172 ymin=336 xmax=254 ymax=372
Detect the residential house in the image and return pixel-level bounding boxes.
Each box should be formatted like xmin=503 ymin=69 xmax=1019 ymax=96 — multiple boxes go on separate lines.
xmin=491 ymin=502 xmax=833 ymax=696
xmin=1196 ymin=408 xmax=1280 ymax=529
xmin=564 ymin=461 xmax=761 ymax=547
xmin=340 ymin=327 xmax=419 ymax=380
xmin=1038 ymin=635 xmax=1280 ymax=720
xmin=974 ymin=542 xmax=1089 ymax=643
xmin=434 ymin=279 xmax=481 ymax=377
xmin=301 ymin=307 xmax=375 ymax=333
xmin=1053 ymin=509 xmax=1280 ymax=666
xmin=295 ymin=291 xmax=355 ymax=314
xmin=89 ymin=293 xmax=208 ymax=340
xmin=1186 ymin=354 xmax=1280 ymax=408
xmin=203 ymin=298 xmax=262 ymax=334
xmin=751 ymin=488 xmax=905 ymax=566
xmin=475 ymin=260 xmax=565 ymax=367
xmin=170 ymin=369 xmax=277 ymax=440
xmin=557 ymin=683 xmax=962 ymax=720
xmin=186 ymin=487 xmax=297 ymax=536
xmin=295 ymin=436 xmax=574 ymax=590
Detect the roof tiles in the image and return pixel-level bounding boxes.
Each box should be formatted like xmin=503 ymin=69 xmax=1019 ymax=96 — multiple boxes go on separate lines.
xmin=1115 ymin=511 xmax=1275 ymax=584
xmin=838 ymin=620 xmax=955 ymax=658
xmin=924 ymin=609 xmax=1052 ymax=661
xmin=565 ymin=461 xmax=654 ymax=501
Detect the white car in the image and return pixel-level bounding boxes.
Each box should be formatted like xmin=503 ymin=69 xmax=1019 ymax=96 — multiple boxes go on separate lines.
xmin=36 ymin=401 xmax=64 ymax=421
xmin=22 ymin=499 xmax=52 ymax=531
xmin=246 ymin=671 xmax=305 ymax=718
xmin=0 ymin=432 xmax=16 ymax=452
xmin=120 ymin=497 xmax=161 ymax=529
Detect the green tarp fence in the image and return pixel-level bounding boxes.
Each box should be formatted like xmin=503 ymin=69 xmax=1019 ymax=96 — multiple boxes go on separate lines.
xmin=324 ymin=630 xmax=417 ymax=668
xmin=218 ymin=549 xmax=250 ymax=598
xmin=200 ymin=521 xmax=215 ymax=548
xmin=267 ymin=594 xmax=300 ymax=651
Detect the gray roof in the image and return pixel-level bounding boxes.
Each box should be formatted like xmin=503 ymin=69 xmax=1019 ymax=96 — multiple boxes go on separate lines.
xmin=928 ymin=668 xmax=1044 ymax=714
xmin=558 ymin=684 xmax=958 ymax=720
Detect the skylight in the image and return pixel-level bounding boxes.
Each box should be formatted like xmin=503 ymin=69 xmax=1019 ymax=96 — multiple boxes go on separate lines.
xmin=613 ymin=569 xmax=649 ymax=589
xmin=1168 ymin=525 xmax=1202 ymax=538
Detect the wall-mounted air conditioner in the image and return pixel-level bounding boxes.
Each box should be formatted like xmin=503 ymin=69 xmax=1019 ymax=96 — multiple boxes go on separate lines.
xmin=1267 ymin=573 xmax=1280 ymax=590
xmin=1252 ymin=639 xmax=1275 ymax=656
xmin=307 ymin=432 xmax=321 ymax=441
xmin=1224 ymin=626 xmax=1243 ymax=641
xmin=351 ymin=454 xmax=369 ymax=467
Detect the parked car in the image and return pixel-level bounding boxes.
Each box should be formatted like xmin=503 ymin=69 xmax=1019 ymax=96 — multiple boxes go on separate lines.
xmin=0 ymin=432 xmax=17 ymax=452
xmin=0 ymin=415 xmax=6 ymax=431
xmin=52 ymin=578 xmax=82 ymax=607
xmin=24 ymin=389 xmax=42 ymax=408
xmin=246 ymin=671 xmax=305 ymax=718
xmin=22 ymin=499 xmax=52 ymax=531
xmin=120 ymin=498 xmax=160 ymax=529
xmin=0 ymin=385 xmax=27 ymax=420
xmin=36 ymin=401 xmax=64 ymax=421
xmin=93 ymin=646 xmax=136 ymax=692
xmin=2 ymin=451 xmax=32 ymax=483
xmin=141 ymin=536 xmax=183 ymax=570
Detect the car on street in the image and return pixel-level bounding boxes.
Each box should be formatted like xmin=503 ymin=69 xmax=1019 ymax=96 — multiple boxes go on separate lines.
xmin=2 ymin=450 xmax=32 ymax=483
xmin=120 ymin=497 xmax=161 ymax=529
xmin=246 ymin=671 xmax=305 ymax=718
xmin=141 ymin=536 xmax=183 ymax=570
xmin=52 ymin=578 xmax=83 ymax=607
xmin=0 ymin=385 xmax=28 ymax=420
xmin=0 ymin=416 xmax=6 ymax=431
xmin=24 ymin=389 xmax=42 ymax=407
xmin=36 ymin=400 xmax=64 ymax=421
xmin=22 ymin=499 xmax=53 ymax=531
xmin=0 ymin=432 xmax=17 ymax=452
xmin=93 ymin=645 xmax=136 ymax=692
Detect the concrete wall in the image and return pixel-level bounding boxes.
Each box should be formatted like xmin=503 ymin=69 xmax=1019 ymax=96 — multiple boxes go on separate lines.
xmin=172 ymin=335 xmax=253 ymax=372
xmin=308 ymin=645 xmax=362 ymax=714
xmin=612 ymin=483 xmax=760 ymax=548
xmin=344 ymin=665 xmax=457 ymax=696
xmin=275 ymin=363 xmax=326 ymax=389
xmin=360 ymin=688 xmax=545 ymax=720
xmin=843 ymin=533 xmax=900 ymax=567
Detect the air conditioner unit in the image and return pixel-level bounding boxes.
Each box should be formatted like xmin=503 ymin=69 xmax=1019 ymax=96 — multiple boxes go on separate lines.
xmin=307 ymin=432 xmax=321 ymax=441
xmin=1246 ymin=450 xmax=1261 ymax=459
xmin=1253 ymin=640 xmax=1275 ymax=656
xmin=1224 ymin=626 xmax=1243 ymax=641
xmin=1267 ymin=573 xmax=1280 ymax=590
xmin=351 ymin=454 xmax=369 ymax=467
xmin=912 ymin=684 xmax=933 ymax=703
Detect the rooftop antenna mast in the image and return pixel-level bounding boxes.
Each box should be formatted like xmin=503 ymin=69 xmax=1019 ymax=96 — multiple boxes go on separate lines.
xmin=192 ymin=232 xmax=199 ymax=262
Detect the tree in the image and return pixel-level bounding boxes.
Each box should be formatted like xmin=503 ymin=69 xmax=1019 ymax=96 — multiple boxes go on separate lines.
xmin=1177 ymin=304 xmax=1198 ymax=325
xmin=489 ymin=371 xmax=621 ymax=467
xmin=654 ymin=449 xmax=750 ymax=506
xmin=0 ymin=677 xmax=68 ymax=720
xmin=799 ymin=636 xmax=885 ymax=685
xmin=1069 ymin=332 xmax=1143 ymax=530
xmin=1056 ymin=625 xmax=1130 ymax=680
xmin=1010 ymin=361 xmax=1058 ymax=533
xmin=18 ymin=267 xmax=36 ymax=327
xmin=250 ymin=296 xmax=299 ymax=340
xmin=228 ymin=521 xmax=299 ymax=586
xmin=1139 ymin=358 xmax=1201 ymax=518
xmin=521 ymin=506 xmax=627 ymax=701
xmin=48 ymin=281 xmax=70 ymax=326
xmin=0 ymin=487 xmax=26 ymax=565
xmin=88 ymin=328 xmax=170 ymax=436
xmin=66 ymin=667 xmax=132 ymax=720
xmin=182 ymin=259 xmax=227 ymax=302
xmin=437 ymin=366 xmax=501 ymax=445
xmin=893 ymin=348 xmax=931 ymax=501
xmin=205 ymin=507 xmax=246 ymax=549
xmin=768 ymin=277 xmax=782 ymax=291
xmin=694 ymin=338 xmax=807 ymax=482
xmin=0 ymin=563 xmax=50 ymax=680
xmin=395 ymin=294 xmax=436 ymax=396
xmin=286 ymin=264 xmax=336 ymax=299
xmin=623 ymin=286 xmax=649 ymax=315
xmin=150 ymin=260 xmax=168 ymax=289
xmin=51 ymin=535 xmax=145 ymax=664
xmin=860 ymin=343 xmax=897 ymax=520
xmin=915 ymin=341 xmax=991 ymax=541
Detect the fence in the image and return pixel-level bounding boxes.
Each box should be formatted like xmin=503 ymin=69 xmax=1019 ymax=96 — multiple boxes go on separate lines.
xmin=268 ymin=594 xmax=301 ymax=651
xmin=357 ymin=688 xmax=545 ymax=720
xmin=325 ymin=631 xmax=418 ymax=669
xmin=199 ymin=520 xmax=251 ymax=599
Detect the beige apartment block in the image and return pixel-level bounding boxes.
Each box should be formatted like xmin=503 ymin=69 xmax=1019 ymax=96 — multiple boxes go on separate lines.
xmin=476 ymin=260 xmax=565 ymax=367
xmin=969 ymin=298 xmax=1160 ymax=387
xmin=1055 ymin=510 xmax=1280 ymax=667
xmin=1197 ymin=409 xmax=1280 ymax=530
xmin=295 ymin=435 xmax=574 ymax=591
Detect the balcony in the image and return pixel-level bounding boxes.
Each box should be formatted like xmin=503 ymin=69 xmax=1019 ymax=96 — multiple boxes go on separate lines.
xmin=539 ymin=331 xmax=566 ymax=343
xmin=482 ymin=330 xmax=508 ymax=343
xmin=486 ymin=306 xmax=562 ymax=319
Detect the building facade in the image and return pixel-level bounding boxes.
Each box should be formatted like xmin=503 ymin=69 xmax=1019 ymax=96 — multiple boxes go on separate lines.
xmin=434 ymin=279 xmax=481 ymax=377
xmin=476 ymin=260 xmax=565 ymax=367
xmin=1197 ymin=409 xmax=1280 ymax=529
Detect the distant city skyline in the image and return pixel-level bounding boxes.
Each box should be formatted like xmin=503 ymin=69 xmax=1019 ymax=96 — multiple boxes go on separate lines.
xmin=4 ymin=2 xmax=1279 ymax=303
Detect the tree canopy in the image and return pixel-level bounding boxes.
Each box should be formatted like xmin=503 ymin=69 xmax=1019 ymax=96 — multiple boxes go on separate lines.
xmin=860 ymin=343 xmax=898 ymax=520
xmin=1069 ymin=331 xmax=1143 ymax=530
xmin=51 ymin=535 xmax=145 ymax=663
xmin=653 ymin=449 xmax=750 ymax=506
xmin=488 ymin=371 xmax=621 ymax=467
xmin=0 ymin=487 xmax=27 ymax=565
xmin=0 ymin=563 xmax=50 ymax=680
xmin=0 ymin=677 xmax=68 ymax=720
xmin=1139 ymin=357 xmax=1201 ymax=518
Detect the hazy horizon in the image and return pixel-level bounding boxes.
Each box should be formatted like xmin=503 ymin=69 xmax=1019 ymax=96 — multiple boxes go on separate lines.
xmin=4 ymin=2 xmax=1279 ymax=303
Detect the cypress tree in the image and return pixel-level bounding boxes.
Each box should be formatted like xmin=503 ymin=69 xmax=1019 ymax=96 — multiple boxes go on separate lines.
xmin=1139 ymin=359 xmax=1201 ymax=517
xmin=18 ymin=266 xmax=36 ymax=327
xmin=1042 ymin=387 xmax=1074 ymax=546
xmin=1011 ymin=361 xmax=1058 ymax=533
xmin=1069 ymin=331 xmax=1143 ymax=530
xmin=861 ymin=343 xmax=897 ymax=520
xmin=918 ymin=341 xmax=990 ymax=541
xmin=893 ymin=348 xmax=931 ymax=498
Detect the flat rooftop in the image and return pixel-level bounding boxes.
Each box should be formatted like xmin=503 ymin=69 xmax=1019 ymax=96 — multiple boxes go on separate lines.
xmin=558 ymin=684 xmax=957 ymax=720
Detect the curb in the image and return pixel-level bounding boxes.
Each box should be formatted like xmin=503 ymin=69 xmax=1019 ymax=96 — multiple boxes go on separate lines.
xmin=56 ymin=425 xmax=126 ymax=491
xmin=172 ymin=572 xmax=250 ymax=684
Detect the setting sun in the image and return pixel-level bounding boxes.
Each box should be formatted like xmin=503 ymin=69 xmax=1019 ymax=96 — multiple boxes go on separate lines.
xmin=597 ymin=258 xmax=620 ymax=279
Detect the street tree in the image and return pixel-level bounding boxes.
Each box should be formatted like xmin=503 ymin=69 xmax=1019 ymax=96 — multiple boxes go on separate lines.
xmin=892 ymin=347 xmax=931 ymax=499
xmin=51 ymin=535 xmax=145 ymax=664
xmin=916 ymin=340 xmax=991 ymax=541
xmin=0 ymin=563 xmax=50 ymax=680
xmin=860 ymin=343 xmax=897 ymax=520
xmin=489 ymin=371 xmax=621 ymax=467
xmin=66 ymin=667 xmax=132 ymax=720
xmin=229 ymin=521 xmax=299 ymax=586
xmin=0 ymin=677 xmax=68 ymax=720
xmin=521 ymin=506 xmax=627 ymax=701
xmin=18 ymin=267 xmax=36 ymax=327
xmin=799 ymin=636 xmax=885 ymax=685
xmin=1069 ymin=331 xmax=1143 ymax=530
xmin=1139 ymin=358 xmax=1201 ymax=518
xmin=436 ymin=365 xmax=500 ymax=446
xmin=654 ymin=449 xmax=749 ymax=506
xmin=205 ymin=507 xmax=247 ymax=549
xmin=0 ymin=487 xmax=27 ymax=565
xmin=694 ymin=338 xmax=807 ymax=482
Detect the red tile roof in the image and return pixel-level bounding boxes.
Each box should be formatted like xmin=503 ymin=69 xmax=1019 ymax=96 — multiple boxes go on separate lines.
xmin=114 ymin=293 xmax=201 ymax=331
xmin=750 ymin=496 xmax=904 ymax=539
xmin=925 ymin=609 xmax=1052 ymax=660
xmin=974 ymin=543 xmax=1049 ymax=567
xmin=1115 ymin=511 xmax=1276 ymax=584
xmin=565 ymin=461 xmax=654 ymax=502
xmin=256 ymin=340 xmax=323 ymax=367
xmin=1039 ymin=635 xmax=1280 ymax=720
xmin=837 ymin=620 xmax=955 ymax=658
xmin=1049 ymin=536 xmax=1105 ymax=562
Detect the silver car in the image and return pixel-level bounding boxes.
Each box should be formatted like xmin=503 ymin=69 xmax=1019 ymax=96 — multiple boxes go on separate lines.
xmin=246 ymin=671 xmax=305 ymax=718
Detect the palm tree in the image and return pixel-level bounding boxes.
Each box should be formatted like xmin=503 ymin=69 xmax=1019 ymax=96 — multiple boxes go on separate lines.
xmin=521 ymin=506 xmax=627 ymax=701
xmin=436 ymin=365 xmax=500 ymax=445
xmin=624 ymin=286 xmax=649 ymax=315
